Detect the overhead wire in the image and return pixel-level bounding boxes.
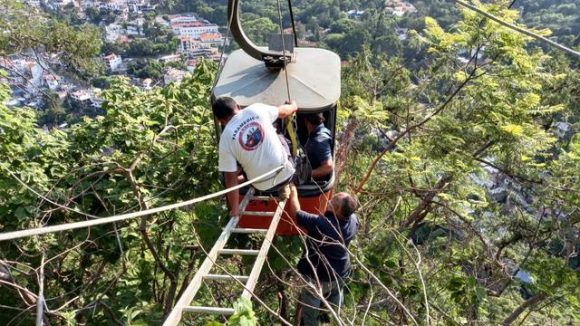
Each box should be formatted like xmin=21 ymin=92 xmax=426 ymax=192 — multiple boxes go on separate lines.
xmin=287 ymin=0 xmax=298 ymax=47
xmin=0 ymin=165 xmax=284 ymax=242
xmin=453 ymin=0 xmax=580 ymax=59
xmin=210 ymin=0 xmax=236 ymax=93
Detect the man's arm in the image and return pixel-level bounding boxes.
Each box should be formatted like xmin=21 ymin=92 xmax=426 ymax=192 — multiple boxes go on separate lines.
xmin=311 ymin=158 xmax=333 ymax=178
xmin=277 ymin=101 xmax=298 ymax=119
xmin=224 ymin=171 xmax=240 ymax=216
xmin=296 ymin=210 xmax=322 ymax=234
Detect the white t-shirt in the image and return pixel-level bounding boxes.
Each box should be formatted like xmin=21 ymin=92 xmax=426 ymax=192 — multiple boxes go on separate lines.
xmin=218 ymin=103 xmax=295 ymax=191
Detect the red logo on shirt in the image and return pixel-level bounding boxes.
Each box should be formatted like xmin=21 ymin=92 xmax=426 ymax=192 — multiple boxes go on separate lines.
xmin=238 ymin=121 xmax=264 ymax=151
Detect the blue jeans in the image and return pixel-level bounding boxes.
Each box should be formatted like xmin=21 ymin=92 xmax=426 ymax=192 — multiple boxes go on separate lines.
xmin=299 ymin=277 xmax=344 ymax=326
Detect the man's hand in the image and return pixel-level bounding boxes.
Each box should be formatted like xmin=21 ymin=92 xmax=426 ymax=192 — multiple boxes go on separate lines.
xmin=278 ymin=101 xmax=298 ymax=119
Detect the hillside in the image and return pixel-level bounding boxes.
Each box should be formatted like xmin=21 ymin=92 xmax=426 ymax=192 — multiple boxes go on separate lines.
xmin=0 ymin=0 xmax=578 ymax=325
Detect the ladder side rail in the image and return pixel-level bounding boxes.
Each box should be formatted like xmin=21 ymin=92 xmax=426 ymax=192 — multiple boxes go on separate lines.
xmin=241 ymin=198 xmax=286 ymax=299
xmin=163 ymin=188 xmax=255 ymax=326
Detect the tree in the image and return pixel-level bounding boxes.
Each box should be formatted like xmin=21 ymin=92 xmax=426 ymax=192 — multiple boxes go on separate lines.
xmin=0 ymin=60 xmax=224 ymax=324
xmin=0 ymin=0 xmax=103 ymax=79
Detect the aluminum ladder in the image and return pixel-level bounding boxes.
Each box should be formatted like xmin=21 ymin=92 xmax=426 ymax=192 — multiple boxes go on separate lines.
xmin=163 ymin=188 xmax=286 ymax=325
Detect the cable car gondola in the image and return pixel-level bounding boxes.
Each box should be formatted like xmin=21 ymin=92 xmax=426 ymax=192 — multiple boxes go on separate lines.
xmin=211 ymin=0 xmax=341 ymax=235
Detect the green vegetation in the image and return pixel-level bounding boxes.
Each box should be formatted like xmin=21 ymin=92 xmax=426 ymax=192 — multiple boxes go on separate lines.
xmin=0 ymin=0 xmax=103 ymax=78
xmin=1 ymin=0 xmax=578 ymax=325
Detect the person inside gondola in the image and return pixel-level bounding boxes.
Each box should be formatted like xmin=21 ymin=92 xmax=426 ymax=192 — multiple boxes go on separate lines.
xmin=303 ymin=113 xmax=333 ymax=181
xmin=213 ymin=96 xmax=300 ymax=218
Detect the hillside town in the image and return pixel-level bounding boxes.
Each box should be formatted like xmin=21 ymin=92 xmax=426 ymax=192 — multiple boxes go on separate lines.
xmin=1 ymin=0 xmax=225 ymax=118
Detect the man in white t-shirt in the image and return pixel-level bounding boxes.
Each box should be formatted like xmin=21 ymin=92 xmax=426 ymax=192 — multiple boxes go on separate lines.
xmin=212 ymin=96 xmax=300 ymax=218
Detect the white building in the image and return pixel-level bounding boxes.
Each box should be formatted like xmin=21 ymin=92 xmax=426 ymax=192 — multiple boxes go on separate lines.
xmin=103 ymin=54 xmax=123 ymax=72
xmin=70 ymin=90 xmax=91 ymax=102
xmin=170 ymin=15 xmax=219 ymax=39
xmin=346 ymin=10 xmax=365 ymax=19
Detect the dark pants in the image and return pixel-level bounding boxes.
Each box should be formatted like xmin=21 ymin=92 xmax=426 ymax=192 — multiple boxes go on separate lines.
xmin=298 ymin=276 xmax=344 ymax=326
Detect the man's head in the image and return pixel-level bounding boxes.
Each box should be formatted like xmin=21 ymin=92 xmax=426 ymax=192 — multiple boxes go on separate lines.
xmin=212 ymin=96 xmax=240 ymax=125
xmin=304 ymin=113 xmax=325 ymax=128
xmin=328 ymin=192 xmax=357 ymax=220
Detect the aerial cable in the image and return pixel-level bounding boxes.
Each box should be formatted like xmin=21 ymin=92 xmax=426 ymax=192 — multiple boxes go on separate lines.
xmin=454 ymin=0 xmax=580 ymax=59
xmin=276 ymin=0 xmax=298 ymax=157
xmin=0 ymin=165 xmax=284 ymax=242
xmin=287 ymin=0 xmax=298 ymax=47
xmin=211 ymin=1 xmax=236 ymax=93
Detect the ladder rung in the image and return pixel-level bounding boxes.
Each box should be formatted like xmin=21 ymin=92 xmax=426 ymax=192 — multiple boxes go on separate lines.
xmin=232 ymin=228 xmax=267 ymax=234
xmin=182 ymin=306 xmax=235 ymax=315
xmin=204 ymin=274 xmax=249 ymax=282
xmin=241 ymin=211 xmax=275 ymax=217
xmin=219 ymin=249 xmax=260 ymax=255
xmin=252 ymin=196 xmax=273 ymax=201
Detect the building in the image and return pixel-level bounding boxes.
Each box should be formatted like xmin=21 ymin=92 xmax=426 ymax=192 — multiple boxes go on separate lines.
xmin=158 ymin=54 xmax=181 ymax=64
xmin=2 ymin=58 xmax=45 ymax=94
xmin=126 ymin=18 xmax=145 ymax=36
xmin=43 ymin=74 xmax=60 ymax=91
xmin=385 ymin=0 xmax=417 ymax=16
xmin=105 ymin=24 xmax=123 ymax=42
xmin=70 ymin=90 xmax=92 ymax=103
xmin=103 ymin=54 xmax=123 ymax=72
xmin=170 ymin=15 xmax=219 ymax=39
xmin=347 ymin=10 xmax=365 ymax=19
xmin=163 ymin=68 xmax=187 ymax=85
xmin=199 ymin=33 xmax=223 ymax=47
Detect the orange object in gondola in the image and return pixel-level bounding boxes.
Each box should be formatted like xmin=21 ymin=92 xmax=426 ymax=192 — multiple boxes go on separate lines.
xmin=211 ymin=0 xmax=341 ymax=235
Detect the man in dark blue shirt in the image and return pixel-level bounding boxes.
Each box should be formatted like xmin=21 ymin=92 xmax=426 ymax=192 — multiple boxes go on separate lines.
xmin=303 ymin=113 xmax=333 ymax=180
xmin=295 ymin=192 xmax=359 ymax=325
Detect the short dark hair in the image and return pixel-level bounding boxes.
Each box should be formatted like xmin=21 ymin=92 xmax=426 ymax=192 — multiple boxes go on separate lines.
xmin=304 ymin=113 xmax=325 ymax=125
xmin=340 ymin=193 xmax=357 ymax=218
xmin=212 ymin=96 xmax=237 ymax=120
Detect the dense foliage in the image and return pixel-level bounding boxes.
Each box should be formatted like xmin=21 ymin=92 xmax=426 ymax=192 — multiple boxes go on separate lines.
xmin=1 ymin=0 xmax=578 ymax=325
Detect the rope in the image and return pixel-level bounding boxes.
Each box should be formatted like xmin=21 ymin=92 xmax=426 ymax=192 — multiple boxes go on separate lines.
xmin=0 ymin=166 xmax=284 ymax=242
xmin=276 ymin=0 xmax=298 ymax=158
xmin=454 ymin=0 xmax=580 ymax=59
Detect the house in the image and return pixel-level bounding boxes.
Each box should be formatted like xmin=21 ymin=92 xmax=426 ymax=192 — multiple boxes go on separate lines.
xmin=70 ymin=90 xmax=91 ymax=103
xmin=385 ymin=0 xmax=417 ymax=16
xmin=43 ymin=74 xmax=60 ymax=91
xmin=346 ymin=10 xmax=365 ymax=19
xmin=103 ymin=54 xmax=123 ymax=72
xmin=126 ymin=18 xmax=145 ymax=36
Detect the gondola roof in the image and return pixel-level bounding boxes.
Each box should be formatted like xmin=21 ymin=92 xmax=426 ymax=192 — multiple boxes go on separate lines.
xmin=212 ymin=47 xmax=341 ymax=112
